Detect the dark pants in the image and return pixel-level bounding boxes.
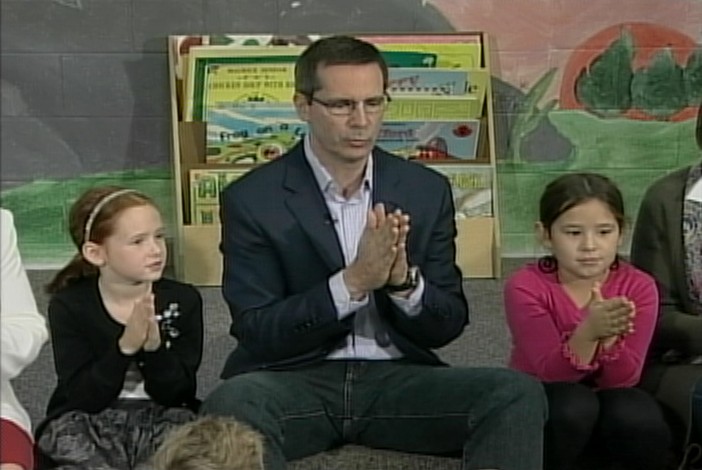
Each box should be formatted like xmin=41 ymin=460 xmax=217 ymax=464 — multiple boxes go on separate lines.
xmin=693 ymin=379 xmax=702 ymax=445
xmin=543 ymin=382 xmax=671 ymax=470
xmin=680 ymin=378 xmax=702 ymax=469
xmin=202 ymin=361 xmax=547 ymax=470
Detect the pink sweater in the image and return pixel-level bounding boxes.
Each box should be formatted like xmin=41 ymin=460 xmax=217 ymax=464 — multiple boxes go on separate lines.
xmin=504 ymin=262 xmax=658 ymax=389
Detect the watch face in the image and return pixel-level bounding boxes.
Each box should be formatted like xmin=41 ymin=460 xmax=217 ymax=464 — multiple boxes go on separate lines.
xmin=386 ymin=267 xmax=418 ymax=292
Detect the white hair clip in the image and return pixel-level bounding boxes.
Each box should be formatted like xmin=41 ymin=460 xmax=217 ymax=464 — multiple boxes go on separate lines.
xmin=83 ymin=189 xmax=137 ymax=242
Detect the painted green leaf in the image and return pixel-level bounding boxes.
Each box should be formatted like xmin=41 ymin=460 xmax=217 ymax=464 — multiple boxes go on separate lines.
xmin=684 ymin=48 xmax=702 ymax=106
xmin=508 ymin=68 xmax=557 ymax=162
xmin=631 ymin=48 xmax=687 ymax=119
xmin=575 ymin=28 xmax=634 ymax=116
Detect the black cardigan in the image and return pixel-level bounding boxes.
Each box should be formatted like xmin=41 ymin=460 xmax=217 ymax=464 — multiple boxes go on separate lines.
xmin=37 ymin=276 xmax=203 ymax=436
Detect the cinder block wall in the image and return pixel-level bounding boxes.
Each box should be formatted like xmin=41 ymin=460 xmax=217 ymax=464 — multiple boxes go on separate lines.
xmin=0 ymin=0 xmax=449 ymax=190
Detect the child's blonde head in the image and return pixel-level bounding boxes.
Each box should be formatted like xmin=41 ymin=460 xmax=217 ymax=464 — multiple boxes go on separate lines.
xmin=152 ymin=416 xmax=265 ymax=470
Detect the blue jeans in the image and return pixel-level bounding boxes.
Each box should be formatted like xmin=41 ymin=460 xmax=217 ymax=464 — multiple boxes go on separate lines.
xmin=202 ymin=361 xmax=547 ymax=470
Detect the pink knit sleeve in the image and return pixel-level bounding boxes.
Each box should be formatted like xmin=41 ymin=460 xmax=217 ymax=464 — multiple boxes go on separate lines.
xmin=504 ymin=268 xmax=597 ymax=383
xmin=594 ymin=266 xmax=659 ymax=388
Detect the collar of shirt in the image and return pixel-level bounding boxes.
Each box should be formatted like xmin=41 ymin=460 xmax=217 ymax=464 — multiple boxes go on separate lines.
xmin=303 ymin=134 xmax=373 ymax=200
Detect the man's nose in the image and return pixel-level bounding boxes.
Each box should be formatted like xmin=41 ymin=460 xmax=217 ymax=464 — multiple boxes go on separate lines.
xmin=348 ymin=102 xmax=369 ymax=126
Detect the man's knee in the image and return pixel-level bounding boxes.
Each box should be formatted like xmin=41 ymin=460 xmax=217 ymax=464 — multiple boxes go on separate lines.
xmin=202 ymin=376 xmax=276 ymax=418
xmin=497 ymin=369 xmax=545 ymax=399
xmin=495 ymin=369 xmax=548 ymax=419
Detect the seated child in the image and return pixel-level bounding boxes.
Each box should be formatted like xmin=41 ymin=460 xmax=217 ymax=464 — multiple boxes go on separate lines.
xmin=504 ymin=172 xmax=671 ymax=470
xmin=36 ymin=187 xmax=203 ymax=469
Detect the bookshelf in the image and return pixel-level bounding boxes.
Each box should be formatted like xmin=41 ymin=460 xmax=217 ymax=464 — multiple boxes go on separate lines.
xmin=168 ymin=32 xmax=501 ymax=286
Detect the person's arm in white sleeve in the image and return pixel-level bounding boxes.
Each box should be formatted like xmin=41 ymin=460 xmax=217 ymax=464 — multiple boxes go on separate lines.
xmin=1 ymin=209 xmax=48 ymax=380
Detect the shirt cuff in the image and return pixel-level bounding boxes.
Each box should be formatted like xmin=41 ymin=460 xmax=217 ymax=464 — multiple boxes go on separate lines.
xmin=329 ymin=271 xmax=369 ymax=320
xmin=561 ymin=332 xmax=599 ymax=371
xmin=388 ymin=274 xmax=424 ymax=317
xmin=598 ymin=338 xmax=625 ymax=363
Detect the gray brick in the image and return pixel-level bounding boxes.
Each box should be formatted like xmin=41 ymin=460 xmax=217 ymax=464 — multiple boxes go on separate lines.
xmin=61 ymin=53 xmax=169 ymax=117
xmin=412 ymin=1 xmax=454 ymax=32
xmin=126 ymin=117 xmax=172 ymax=167
xmin=51 ymin=117 xmax=171 ymax=169
xmin=133 ymin=1 xmax=205 ymax=53
xmin=276 ymin=0 xmax=418 ymax=35
xmin=1 ymin=54 xmax=64 ymax=117
xmin=1 ymin=118 xmax=86 ymax=180
xmin=205 ymin=0 xmax=278 ymax=34
xmin=1 ymin=0 xmax=133 ymax=53
xmin=1 ymin=117 xmax=170 ymax=179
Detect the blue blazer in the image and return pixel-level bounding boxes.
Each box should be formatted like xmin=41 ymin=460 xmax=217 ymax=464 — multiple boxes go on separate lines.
xmin=218 ymin=142 xmax=469 ymax=378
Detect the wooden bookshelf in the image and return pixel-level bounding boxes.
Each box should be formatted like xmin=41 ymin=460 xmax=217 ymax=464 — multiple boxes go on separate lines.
xmin=168 ymin=32 xmax=501 ymax=286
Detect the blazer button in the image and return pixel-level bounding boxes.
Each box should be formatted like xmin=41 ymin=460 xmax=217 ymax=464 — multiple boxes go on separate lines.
xmin=375 ymin=330 xmax=391 ymax=347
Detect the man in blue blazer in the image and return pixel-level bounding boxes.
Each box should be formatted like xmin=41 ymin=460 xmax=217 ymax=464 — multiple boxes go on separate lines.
xmin=202 ymin=35 xmax=546 ymax=470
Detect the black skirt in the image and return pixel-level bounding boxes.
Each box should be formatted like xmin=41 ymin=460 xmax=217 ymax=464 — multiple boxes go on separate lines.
xmin=36 ymin=400 xmax=195 ymax=470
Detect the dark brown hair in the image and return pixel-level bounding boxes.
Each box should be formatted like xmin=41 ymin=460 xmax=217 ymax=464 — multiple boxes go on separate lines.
xmin=537 ymin=173 xmax=624 ymax=273
xmin=294 ymin=35 xmax=388 ymax=97
xmin=539 ymin=172 xmax=625 ymax=234
xmin=46 ymin=186 xmax=157 ymax=294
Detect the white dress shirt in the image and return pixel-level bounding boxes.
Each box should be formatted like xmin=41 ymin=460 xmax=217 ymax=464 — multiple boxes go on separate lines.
xmin=303 ymin=136 xmax=425 ymax=360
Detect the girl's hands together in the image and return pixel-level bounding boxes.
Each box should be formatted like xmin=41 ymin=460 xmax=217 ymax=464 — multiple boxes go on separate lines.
xmin=119 ymin=293 xmax=159 ymax=355
xmin=582 ymin=283 xmax=635 ymax=341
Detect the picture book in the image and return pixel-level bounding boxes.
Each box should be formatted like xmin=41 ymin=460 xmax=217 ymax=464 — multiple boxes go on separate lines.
xmin=377 ymin=120 xmax=481 ymax=161
xmin=425 ymin=164 xmax=494 ymax=217
xmin=386 ymin=95 xmax=484 ymax=120
xmin=184 ymin=46 xmax=447 ymax=121
xmin=189 ymin=167 xmax=252 ymax=223
xmin=206 ymin=103 xmax=303 ymax=164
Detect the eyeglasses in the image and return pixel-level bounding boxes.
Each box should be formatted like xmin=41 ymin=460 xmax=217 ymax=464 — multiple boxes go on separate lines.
xmin=308 ymin=94 xmax=390 ymax=116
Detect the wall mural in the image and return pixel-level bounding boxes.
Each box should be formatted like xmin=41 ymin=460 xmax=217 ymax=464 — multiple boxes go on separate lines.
xmin=1 ymin=0 xmax=700 ymax=266
xmin=430 ymin=0 xmax=701 ymax=254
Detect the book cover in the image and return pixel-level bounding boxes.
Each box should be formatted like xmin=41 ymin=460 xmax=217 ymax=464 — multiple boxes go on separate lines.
xmin=206 ymin=106 xmax=482 ymax=164
xmin=202 ymin=62 xmax=296 ymax=112
xmin=377 ymin=121 xmax=481 ymax=161
xmin=388 ymin=68 xmax=468 ymax=95
xmin=171 ymin=34 xmax=319 ymax=80
xmin=184 ymin=46 xmax=306 ymax=121
xmin=388 ymin=67 xmax=488 ymax=101
xmin=386 ymin=95 xmax=484 ymax=120
xmin=373 ymin=43 xmax=483 ymax=69
xmin=191 ymin=204 xmax=221 ymax=225
xmin=358 ymin=33 xmax=482 ymax=45
xmin=425 ymin=164 xmax=494 ymax=217
xmin=206 ymin=104 xmax=304 ymax=164
xmin=184 ymin=46 xmax=442 ymax=121
xmin=189 ymin=167 xmax=252 ymax=223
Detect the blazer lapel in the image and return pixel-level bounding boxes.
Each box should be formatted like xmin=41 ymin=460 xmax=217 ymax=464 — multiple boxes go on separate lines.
xmin=372 ymin=150 xmax=403 ymax=212
xmin=283 ymin=147 xmax=345 ymax=271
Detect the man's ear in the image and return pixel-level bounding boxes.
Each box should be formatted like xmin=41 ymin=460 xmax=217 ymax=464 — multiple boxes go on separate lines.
xmin=535 ymin=221 xmax=551 ymax=249
xmin=293 ymin=92 xmax=310 ymax=122
xmin=81 ymin=241 xmax=105 ymax=267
